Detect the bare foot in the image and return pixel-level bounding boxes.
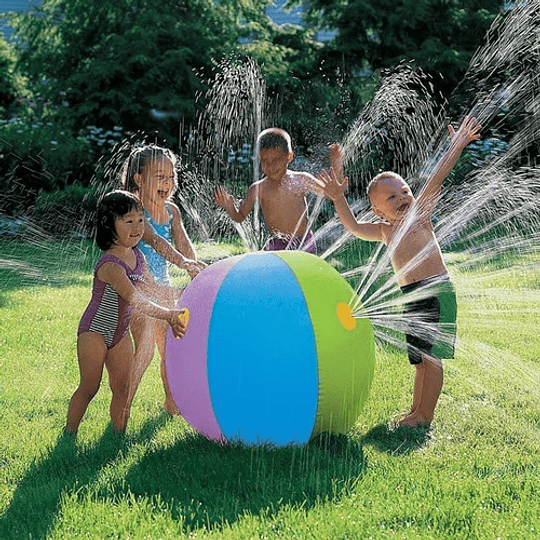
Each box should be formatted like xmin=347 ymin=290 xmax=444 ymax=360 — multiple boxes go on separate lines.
xmin=396 ymin=413 xmax=431 ymax=428
xmin=395 ymin=407 xmax=415 ymax=421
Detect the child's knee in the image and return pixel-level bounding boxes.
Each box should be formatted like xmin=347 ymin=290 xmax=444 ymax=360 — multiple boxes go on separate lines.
xmin=422 ymin=354 xmax=442 ymax=367
xmin=77 ymin=384 xmax=100 ymax=403
xmin=109 ymin=376 xmax=130 ymax=399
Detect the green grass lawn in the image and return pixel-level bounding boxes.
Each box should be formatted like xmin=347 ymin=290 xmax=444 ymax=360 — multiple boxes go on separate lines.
xmin=0 ymin=239 xmax=539 ymax=539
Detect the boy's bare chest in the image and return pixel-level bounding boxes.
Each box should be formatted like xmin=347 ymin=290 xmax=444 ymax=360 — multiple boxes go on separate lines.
xmin=258 ymin=182 xmax=309 ymax=234
xmin=260 ymin=184 xmax=306 ymax=211
xmin=387 ymin=222 xmax=437 ymax=260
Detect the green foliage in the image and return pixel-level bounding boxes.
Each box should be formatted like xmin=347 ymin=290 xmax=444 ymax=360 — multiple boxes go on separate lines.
xmin=0 ymin=32 xmax=26 ymax=114
xmin=32 ymin=184 xmax=100 ymax=238
xmin=0 ymin=116 xmax=130 ymax=223
xmin=10 ymin=0 xmax=247 ymax=141
xmin=0 ymin=0 xmax=522 ymax=235
xmin=290 ymin=0 xmax=505 ymax=96
xmin=0 ymin=118 xmax=94 ymax=215
xmin=450 ymin=137 xmax=509 ymax=183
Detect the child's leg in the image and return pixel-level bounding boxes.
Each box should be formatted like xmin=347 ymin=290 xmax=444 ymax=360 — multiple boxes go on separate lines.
xmin=155 ymin=319 xmax=179 ymax=415
xmin=105 ymin=332 xmax=135 ymax=432
xmin=398 ymin=361 xmax=426 ymax=420
xmin=398 ymin=355 xmax=443 ymax=427
xmin=66 ymin=332 xmax=107 ymax=434
xmin=127 ymin=310 xmax=156 ymax=409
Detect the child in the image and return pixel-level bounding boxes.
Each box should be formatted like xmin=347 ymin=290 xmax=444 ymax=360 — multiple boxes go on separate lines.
xmin=66 ymin=191 xmax=188 ymax=434
xmin=319 ymin=116 xmax=481 ymax=427
xmin=214 ymin=127 xmax=321 ymax=253
xmin=121 ymin=144 xmax=205 ymax=415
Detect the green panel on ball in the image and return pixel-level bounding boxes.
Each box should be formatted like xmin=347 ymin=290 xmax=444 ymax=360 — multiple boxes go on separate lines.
xmin=277 ymin=251 xmax=375 ymax=436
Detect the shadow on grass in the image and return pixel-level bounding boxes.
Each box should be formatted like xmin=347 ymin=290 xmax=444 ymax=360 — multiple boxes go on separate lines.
xmin=0 ymin=415 xmax=171 ymax=540
xmin=108 ymin=431 xmax=367 ymax=533
xmin=0 ymin=421 xmax=367 ymax=539
xmin=361 ymin=422 xmax=432 ymax=456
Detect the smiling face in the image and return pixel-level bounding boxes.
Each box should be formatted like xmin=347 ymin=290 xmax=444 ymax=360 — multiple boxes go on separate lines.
xmin=114 ymin=209 xmax=145 ymax=248
xmin=259 ymin=147 xmax=294 ymax=183
xmin=369 ymin=175 xmax=415 ymax=223
xmin=134 ymin=156 xmax=177 ymax=204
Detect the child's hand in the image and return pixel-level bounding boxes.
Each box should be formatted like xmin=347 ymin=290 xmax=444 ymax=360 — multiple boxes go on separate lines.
xmin=214 ymin=186 xmax=235 ymax=213
xmin=317 ymin=168 xmax=349 ymax=201
xmin=183 ymin=258 xmax=206 ymax=280
xmin=448 ymin=116 xmax=481 ymax=148
xmin=168 ymin=308 xmax=190 ymax=339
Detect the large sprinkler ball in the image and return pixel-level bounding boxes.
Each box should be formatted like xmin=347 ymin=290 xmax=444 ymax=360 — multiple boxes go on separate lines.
xmin=166 ymin=251 xmax=375 ymax=446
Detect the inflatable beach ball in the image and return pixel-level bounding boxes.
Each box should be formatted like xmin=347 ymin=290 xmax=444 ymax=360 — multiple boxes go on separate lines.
xmin=166 ymin=251 xmax=375 ymax=446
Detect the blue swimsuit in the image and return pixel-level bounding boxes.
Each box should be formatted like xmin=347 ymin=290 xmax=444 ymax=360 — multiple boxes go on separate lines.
xmin=138 ymin=207 xmax=173 ymax=285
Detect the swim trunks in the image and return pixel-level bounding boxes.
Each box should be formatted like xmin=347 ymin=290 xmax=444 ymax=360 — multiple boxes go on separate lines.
xmin=400 ymin=275 xmax=457 ymax=365
xmin=138 ymin=206 xmax=173 ymax=285
xmin=78 ymin=248 xmax=144 ymax=349
xmin=264 ymin=230 xmax=317 ymax=254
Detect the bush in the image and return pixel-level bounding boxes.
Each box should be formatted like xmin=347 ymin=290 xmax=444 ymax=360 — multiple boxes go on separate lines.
xmin=0 ymin=118 xmax=91 ymax=214
xmin=0 ymin=117 xmax=128 ymax=219
xmin=0 ymin=34 xmax=24 ymax=113
xmin=31 ymin=183 xmax=99 ymax=238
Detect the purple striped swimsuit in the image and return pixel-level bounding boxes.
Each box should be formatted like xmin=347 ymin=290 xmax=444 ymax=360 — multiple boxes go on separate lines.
xmin=78 ymin=248 xmax=144 ymax=349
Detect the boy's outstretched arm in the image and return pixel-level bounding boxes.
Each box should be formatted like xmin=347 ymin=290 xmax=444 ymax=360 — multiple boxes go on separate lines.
xmin=418 ymin=116 xmax=481 ymax=215
xmin=214 ymin=185 xmax=256 ymax=223
xmin=318 ymin=168 xmax=383 ymax=242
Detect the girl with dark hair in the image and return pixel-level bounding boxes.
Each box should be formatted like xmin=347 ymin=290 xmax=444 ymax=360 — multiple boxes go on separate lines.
xmin=66 ymin=190 xmax=188 ymax=434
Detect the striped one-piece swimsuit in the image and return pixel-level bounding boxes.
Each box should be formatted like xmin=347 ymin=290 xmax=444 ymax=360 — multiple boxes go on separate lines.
xmin=78 ymin=248 xmax=144 ymax=349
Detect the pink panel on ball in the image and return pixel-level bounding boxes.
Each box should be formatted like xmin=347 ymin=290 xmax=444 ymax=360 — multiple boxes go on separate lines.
xmin=166 ymin=256 xmax=242 ymax=441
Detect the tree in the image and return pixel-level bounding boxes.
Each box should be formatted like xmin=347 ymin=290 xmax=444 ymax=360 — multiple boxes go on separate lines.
xmin=289 ymin=0 xmax=505 ymax=97
xmin=0 ymin=32 xmax=24 ymax=114
xmin=11 ymin=0 xmax=251 ymax=141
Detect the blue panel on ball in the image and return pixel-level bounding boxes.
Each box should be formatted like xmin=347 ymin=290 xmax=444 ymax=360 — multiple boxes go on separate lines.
xmin=207 ymin=253 xmax=318 ymax=446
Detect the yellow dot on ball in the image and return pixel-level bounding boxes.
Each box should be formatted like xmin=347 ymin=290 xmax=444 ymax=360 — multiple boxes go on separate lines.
xmin=337 ymin=302 xmax=356 ymax=330
xmin=178 ymin=308 xmax=191 ymax=327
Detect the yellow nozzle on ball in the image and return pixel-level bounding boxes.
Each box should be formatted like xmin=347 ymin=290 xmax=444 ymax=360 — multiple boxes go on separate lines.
xmin=337 ymin=302 xmax=356 ymax=330
xmin=178 ymin=308 xmax=191 ymax=328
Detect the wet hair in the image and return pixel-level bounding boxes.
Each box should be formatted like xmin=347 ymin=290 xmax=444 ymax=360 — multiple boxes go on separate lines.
xmin=256 ymin=128 xmax=292 ymax=154
xmin=367 ymin=171 xmax=406 ymax=203
xmin=95 ymin=190 xmax=142 ymax=251
xmin=120 ymin=144 xmax=178 ymax=194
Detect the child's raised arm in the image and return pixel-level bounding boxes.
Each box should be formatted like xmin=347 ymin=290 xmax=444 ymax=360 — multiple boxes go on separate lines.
xmin=214 ymin=184 xmax=257 ymax=223
xmin=329 ymin=143 xmax=345 ymax=181
xmin=417 ymin=116 xmax=481 ymax=216
xmin=318 ymin=167 xmax=384 ymax=242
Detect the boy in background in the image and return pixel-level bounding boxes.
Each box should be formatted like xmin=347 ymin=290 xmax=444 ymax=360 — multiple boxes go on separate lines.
xmin=215 ymin=127 xmax=321 ymax=253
